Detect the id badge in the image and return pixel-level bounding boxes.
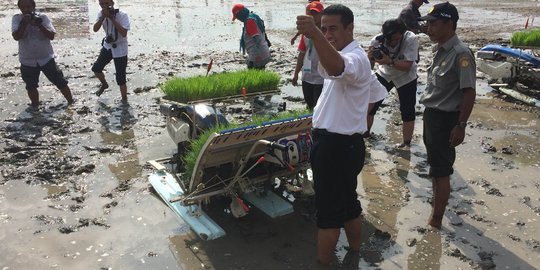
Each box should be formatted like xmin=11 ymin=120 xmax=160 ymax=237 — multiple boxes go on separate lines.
xmin=303 ymin=58 xmax=312 ymax=73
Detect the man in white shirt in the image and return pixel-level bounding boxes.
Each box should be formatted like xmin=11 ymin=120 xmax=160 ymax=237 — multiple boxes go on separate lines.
xmin=91 ymin=0 xmax=130 ymax=102
xmin=12 ymin=0 xmax=74 ymax=109
xmin=297 ymin=4 xmax=386 ymax=265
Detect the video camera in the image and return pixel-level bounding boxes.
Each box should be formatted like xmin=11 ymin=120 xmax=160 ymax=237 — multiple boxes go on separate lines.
xmin=370 ymin=34 xmax=389 ymax=60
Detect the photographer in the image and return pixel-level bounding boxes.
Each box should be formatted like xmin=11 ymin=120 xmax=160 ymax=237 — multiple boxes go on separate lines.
xmin=367 ymin=18 xmax=419 ymax=148
xmin=12 ymin=0 xmax=74 ymax=109
xmin=91 ymin=0 xmax=130 ymax=103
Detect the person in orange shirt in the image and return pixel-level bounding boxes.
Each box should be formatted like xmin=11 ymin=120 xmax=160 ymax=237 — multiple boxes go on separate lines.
xmin=232 ymin=4 xmax=271 ymax=69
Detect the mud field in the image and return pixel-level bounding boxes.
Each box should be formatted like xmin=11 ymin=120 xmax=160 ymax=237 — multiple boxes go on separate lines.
xmin=0 ymin=0 xmax=539 ymax=269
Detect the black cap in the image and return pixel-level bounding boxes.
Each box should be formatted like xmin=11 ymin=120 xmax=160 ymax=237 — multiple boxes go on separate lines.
xmin=382 ymin=19 xmax=406 ymax=37
xmin=418 ymin=1 xmax=458 ymax=22
xmin=423 ymin=0 xmax=429 ymax=3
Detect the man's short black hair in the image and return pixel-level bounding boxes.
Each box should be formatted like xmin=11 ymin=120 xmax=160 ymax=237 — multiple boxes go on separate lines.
xmin=322 ymin=4 xmax=354 ymax=28
xmin=382 ymin=18 xmax=407 ymax=37
xmin=17 ymin=0 xmax=36 ymax=8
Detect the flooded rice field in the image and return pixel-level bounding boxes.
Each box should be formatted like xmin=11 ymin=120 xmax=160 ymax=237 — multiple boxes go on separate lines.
xmin=0 ymin=0 xmax=539 ymax=269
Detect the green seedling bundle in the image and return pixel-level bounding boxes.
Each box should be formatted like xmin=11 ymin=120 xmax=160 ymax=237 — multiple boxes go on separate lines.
xmin=162 ymin=69 xmax=281 ymax=102
xmin=510 ymin=29 xmax=540 ymax=47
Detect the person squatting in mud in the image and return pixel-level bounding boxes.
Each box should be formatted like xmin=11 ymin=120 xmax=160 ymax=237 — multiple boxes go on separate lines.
xmin=296 ymin=4 xmax=386 ymax=265
xmin=418 ymin=1 xmax=476 ymax=229
xmin=292 ymin=1 xmax=325 ymax=111
xmin=366 ymin=18 xmax=419 ymax=148
xmin=92 ymin=0 xmax=130 ymax=103
xmin=11 ymin=0 xmax=74 ymax=109
xmin=232 ymin=3 xmax=271 ymax=70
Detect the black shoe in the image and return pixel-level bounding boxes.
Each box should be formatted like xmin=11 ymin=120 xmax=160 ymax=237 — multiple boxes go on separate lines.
xmin=95 ymin=83 xmax=109 ymax=96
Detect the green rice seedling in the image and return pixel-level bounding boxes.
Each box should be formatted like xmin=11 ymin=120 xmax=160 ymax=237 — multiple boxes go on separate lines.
xmin=182 ymin=109 xmax=311 ymax=181
xmin=510 ymin=29 xmax=540 ymax=47
xmin=162 ymin=69 xmax=281 ymax=102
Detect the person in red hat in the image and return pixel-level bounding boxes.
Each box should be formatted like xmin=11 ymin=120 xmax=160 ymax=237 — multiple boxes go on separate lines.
xmin=232 ymin=3 xmax=271 ymax=69
xmin=290 ymin=0 xmax=318 ymax=45
xmin=292 ymin=1 xmax=324 ymax=110
xmin=399 ymin=0 xmax=430 ymax=34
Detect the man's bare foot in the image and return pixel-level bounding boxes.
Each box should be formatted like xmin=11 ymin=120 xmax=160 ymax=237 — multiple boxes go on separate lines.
xmin=95 ymin=82 xmax=109 ymax=96
xmin=428 ymin=215 xmax=443 ymax=229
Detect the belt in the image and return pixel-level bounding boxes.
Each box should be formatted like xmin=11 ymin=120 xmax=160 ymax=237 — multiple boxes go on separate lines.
xmin=311 ymin=128 xmax=363 ymax=139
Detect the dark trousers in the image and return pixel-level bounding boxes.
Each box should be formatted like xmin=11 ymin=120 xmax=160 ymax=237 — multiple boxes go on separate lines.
xmin=91 ymin=48 xmax=128 ymax=85
xmin=21 ymin=58 xmax=68 ymax=90
xmin=302 ymin=81 xmax=323 ymax=110
xmin=423 ymin=108 xmax=459 ymax=177
xmin=369 ymin=73 xmax=417 ymax=122
xmin=310 ymin=128 xmax=365 ymax=228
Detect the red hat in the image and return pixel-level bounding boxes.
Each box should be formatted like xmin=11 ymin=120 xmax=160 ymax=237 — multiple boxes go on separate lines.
xmin=308 ymin=1 xmax=323 ymax=13
xmin=232 ymin=3 xmax=245 ymax=21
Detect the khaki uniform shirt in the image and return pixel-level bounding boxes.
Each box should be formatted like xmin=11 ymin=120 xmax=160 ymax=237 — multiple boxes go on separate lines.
xmin=420 ymin=35 xmax=476 ymax=112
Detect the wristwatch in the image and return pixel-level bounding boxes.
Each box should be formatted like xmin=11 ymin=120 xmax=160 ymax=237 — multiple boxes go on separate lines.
xmin=457 ymin=121 xmax=467 ymax=128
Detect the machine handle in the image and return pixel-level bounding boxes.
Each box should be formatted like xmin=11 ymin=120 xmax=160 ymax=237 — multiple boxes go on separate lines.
xmin=264 ymin=141 xmax=288 ymax=152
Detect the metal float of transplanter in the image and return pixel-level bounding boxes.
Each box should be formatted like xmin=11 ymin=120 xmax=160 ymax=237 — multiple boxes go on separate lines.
xmin=476 ymin=44 xmax=540 ymax=107
xmin=148 ymin=98 xmax=314 ymax=240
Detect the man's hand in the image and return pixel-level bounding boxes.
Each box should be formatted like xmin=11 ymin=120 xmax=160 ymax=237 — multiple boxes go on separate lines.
xmin=367 ymin=49 xmax=392 ymax=65
xmin=22 ymin=14 xmax=32 ymax=25
xmin=292 ymin=73 xmax=299 ymax=86
xmin=291 ymin=33 xmax=299 ymax=45
xmin=102 ymin=8 xmax=112 ymax=19
xmin=296 ymin=15 xmax=318 ymax=39
xmin=366 ymin=46 xmax=374 ymax=59
xmin=449 ymin=126 xmax=465 ymax=147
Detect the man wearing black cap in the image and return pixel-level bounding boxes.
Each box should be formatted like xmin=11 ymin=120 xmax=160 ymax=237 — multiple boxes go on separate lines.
xmin=418 ymin=1 xmax=476 ymax=229
xmin=399 ymin=0 xmax=429 ymax=34
xmin=367 ymin=18 xmax=419 ymax=148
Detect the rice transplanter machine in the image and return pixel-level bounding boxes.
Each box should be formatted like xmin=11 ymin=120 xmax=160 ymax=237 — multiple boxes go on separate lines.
xmin=147 ymin=99 xmax=314 ymax=240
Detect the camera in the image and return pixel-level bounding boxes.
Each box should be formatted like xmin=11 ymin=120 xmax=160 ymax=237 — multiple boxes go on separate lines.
xmin=105 ymin=34 xmax=115 ymax=44
xmin=371 ymin=34 xmax=389 ymax=60
xmin=104 ymin=34 xmax=117 ymax=48
xmin=31 ymin=12 xmax=43 ymax=24
xmin=107 ymin=6 xmax=119 ymax=15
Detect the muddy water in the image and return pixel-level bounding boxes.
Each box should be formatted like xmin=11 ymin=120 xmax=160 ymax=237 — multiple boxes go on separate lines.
xmin=1 ymin=0 xmax=540 ymax=269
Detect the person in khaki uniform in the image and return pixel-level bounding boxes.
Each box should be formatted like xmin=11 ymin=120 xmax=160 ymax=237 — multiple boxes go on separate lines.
xmin=418 ymin=1 xmax=476 ymax=229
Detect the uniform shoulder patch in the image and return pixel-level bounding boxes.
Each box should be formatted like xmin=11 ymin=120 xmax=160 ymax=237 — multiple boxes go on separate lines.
xmin=460 ymin=56 xmax=470 ymax=68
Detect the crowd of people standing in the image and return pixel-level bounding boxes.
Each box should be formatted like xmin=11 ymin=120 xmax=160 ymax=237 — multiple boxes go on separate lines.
xmin=293 ymin=0 xmax=475 ymax=265
xmin=11 ymin=0 xmax=476 ymax=266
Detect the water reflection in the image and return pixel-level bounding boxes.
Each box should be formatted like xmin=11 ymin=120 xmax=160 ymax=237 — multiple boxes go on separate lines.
xmin=407 ymin=229 xmax=442 ymax=270
xmin=97 ymin=102 xmax=142 ymax=182
xmin=353 ymin=107 xmax=415 ymax=267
